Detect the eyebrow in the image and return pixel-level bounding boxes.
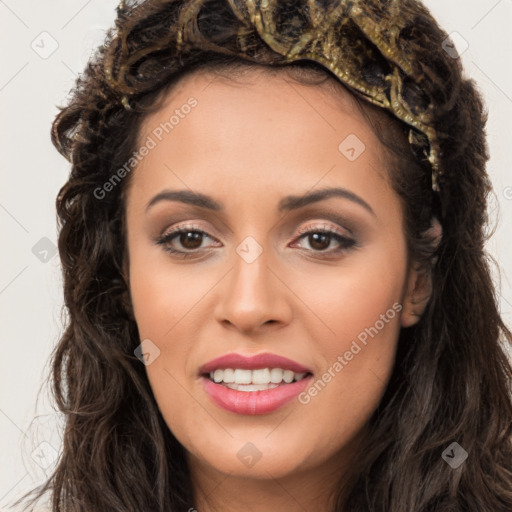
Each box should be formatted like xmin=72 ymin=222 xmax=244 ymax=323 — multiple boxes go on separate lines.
xmin=145 ymin=187 xmax=376 ymax=217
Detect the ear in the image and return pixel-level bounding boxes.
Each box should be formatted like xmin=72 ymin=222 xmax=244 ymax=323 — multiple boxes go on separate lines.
xmin=401 ymin=264 xmax=433 ymax=327
xmin=401 ymin=218 xmax=442 ymax=328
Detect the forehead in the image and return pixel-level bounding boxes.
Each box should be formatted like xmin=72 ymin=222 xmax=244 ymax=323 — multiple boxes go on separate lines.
xmin=139 ymin=67 xmax=387 ymax=147
xmin=125 ymin=67 xmax=398 ymax=220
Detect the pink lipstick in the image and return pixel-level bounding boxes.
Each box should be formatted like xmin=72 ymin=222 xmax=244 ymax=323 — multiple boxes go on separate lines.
xmin=199 ymin=352 xmax=313 ymax=415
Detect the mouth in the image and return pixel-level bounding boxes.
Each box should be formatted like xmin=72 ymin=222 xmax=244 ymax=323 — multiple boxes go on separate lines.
xmin=198 ymin=352 xmax=314 ymax=414
xmin=200 ymin=368 xmax=314 ymax=415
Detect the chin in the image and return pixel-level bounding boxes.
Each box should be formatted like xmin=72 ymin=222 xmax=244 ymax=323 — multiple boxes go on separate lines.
xmin=186 ymin=436 xmax=310 ymax=479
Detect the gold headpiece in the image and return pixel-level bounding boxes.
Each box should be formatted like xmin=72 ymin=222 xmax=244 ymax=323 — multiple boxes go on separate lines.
xmin=114 ymin=0 xmax=453 ymax=192
xmin=233 ymin=0 xmax=442 ymax=191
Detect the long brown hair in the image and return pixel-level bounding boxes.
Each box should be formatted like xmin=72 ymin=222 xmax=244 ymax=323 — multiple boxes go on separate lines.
xmin=14 ymin=1 xmax=512 ymax=510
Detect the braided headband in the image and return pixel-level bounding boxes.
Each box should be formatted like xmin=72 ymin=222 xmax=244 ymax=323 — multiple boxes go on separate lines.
xmin=113 ymin=0 xmax=446 ymax=192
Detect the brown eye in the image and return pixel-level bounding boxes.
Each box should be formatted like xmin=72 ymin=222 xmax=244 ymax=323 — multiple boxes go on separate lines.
xmin=292 ymin=224 xmax=357 ymax=255
xmin=307 ymin=232 xmax=332 ymax=251
xmin=155 ymin=224 xmax=220 ymax=258
xmin=177 ymin=231 xmax=204 ymax=250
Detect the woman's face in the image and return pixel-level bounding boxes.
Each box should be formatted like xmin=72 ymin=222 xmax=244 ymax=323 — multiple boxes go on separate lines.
xmin=124 ymin=69 xmax=423 ymax=483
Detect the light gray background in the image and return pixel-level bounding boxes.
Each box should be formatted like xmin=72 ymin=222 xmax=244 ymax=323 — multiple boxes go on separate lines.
xmin=1 ymin=1 xmax=511 ymax=509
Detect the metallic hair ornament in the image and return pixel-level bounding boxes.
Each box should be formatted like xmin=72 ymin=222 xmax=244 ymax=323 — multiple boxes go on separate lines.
xmin=111 ymin=0 xmax=453 ymax=192
xmin=233 ymin=0 xmax=442 ymax=192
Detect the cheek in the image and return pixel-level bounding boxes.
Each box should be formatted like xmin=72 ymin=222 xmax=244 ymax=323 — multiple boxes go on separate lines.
xmin=292 ymin=245 xmax=406 ymax=440
xmin=127 ymin=257 xmax=208 ymax=436
xmin=127 ymin=242 xmax=198 ymax=373
xmin=128 ymin=261 xmax=204 ymax=390
xmin=128 ymin=242 xmax=206 ymax=339
xmin=295 ymin=233 xmax=406 ymax=350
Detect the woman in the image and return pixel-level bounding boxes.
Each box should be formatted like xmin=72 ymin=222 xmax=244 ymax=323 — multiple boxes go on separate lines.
xmin=16 ymin=0 xmax=512 ymax=510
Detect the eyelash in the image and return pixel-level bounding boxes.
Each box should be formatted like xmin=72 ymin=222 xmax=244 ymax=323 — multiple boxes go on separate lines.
xmin=155 ymin=223 xmax=357 ymax=259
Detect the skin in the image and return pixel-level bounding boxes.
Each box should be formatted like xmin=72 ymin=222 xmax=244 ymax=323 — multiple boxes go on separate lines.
xmin=123 ymin=69 xmax=433 ymax=512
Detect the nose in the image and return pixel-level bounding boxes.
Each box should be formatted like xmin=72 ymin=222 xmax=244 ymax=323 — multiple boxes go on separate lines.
xmin=213 ymin=246 xmax=293 ymax=335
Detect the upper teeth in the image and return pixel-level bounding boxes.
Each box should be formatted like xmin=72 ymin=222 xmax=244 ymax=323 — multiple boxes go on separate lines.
xmin=209 ymin=368 xmax=307 ymax=385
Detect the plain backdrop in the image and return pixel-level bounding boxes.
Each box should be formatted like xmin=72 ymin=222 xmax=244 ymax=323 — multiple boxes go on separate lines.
xmin=1 ymin=1 xmax=511 ymax=509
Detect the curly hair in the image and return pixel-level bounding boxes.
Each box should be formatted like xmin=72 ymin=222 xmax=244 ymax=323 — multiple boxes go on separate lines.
xmin=14 ymin=0 xmax=512 ymax=511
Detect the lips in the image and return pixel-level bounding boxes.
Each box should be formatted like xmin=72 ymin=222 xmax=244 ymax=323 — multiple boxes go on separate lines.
xmin=198 ymin=352 xmax=314 ymax=415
